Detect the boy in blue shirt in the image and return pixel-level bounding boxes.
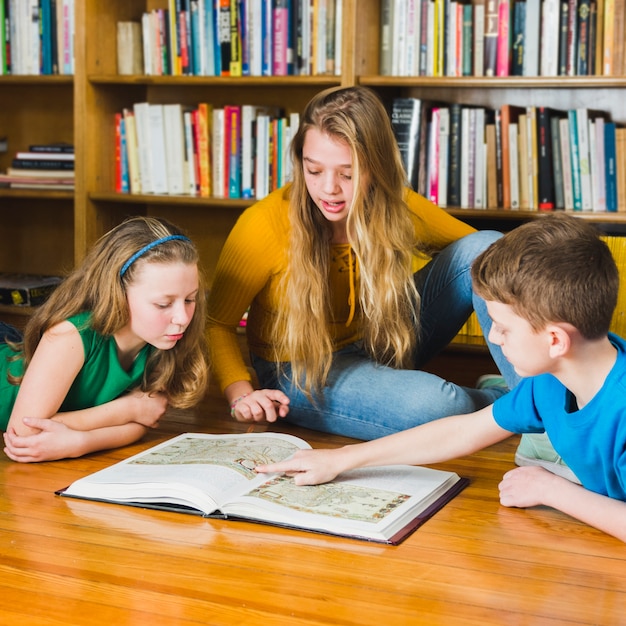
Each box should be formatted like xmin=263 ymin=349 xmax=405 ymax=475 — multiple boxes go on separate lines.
xmin=258 ymin=214 xmax=626 ymax=543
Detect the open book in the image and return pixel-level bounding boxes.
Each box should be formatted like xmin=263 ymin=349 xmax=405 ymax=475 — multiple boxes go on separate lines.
xmin=57 ymin=432 xmax=468 ymax=545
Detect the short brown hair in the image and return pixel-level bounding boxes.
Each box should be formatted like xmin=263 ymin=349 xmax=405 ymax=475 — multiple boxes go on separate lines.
xmin=471 ymin=214 xmax=619 ymax=339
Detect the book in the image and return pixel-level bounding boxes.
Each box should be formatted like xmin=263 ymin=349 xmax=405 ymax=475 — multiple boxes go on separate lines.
xmin=0 ymin=273 xmax=63 ymax=307
xmin=523 ymin=0 xmax=540 ymax=74
xmin=483 ymin=0 xmax=499 ymax=75
xmin=56 ymin=432 xmax=468 ymax=545
xmin=604 ymin=121 xmax=618 ymax=211
xmin=537 ymin=107 xmax=555 ymax=210
xmin=390 ymin=97 xmax=423 ymax=191
xmin=116 ymin=21 xmax=143 ymax=75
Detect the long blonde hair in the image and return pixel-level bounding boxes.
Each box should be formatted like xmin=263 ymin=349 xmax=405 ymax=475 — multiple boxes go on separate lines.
xmin=12 ymin=217 xmax=209 ymax=408
xmin=275 ymin=86 xmax=423 ymax=398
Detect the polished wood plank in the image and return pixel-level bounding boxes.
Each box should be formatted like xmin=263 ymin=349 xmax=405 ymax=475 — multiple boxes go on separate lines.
xmin=1 ymin=377 xmax=625 ymax=626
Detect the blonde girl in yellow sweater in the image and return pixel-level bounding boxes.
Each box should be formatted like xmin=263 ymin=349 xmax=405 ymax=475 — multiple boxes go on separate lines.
xmin=207 ymin=86 xmax=515 ymax=440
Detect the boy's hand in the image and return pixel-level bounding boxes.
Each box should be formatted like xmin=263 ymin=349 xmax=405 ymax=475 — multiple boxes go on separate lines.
xmin=498 ymin=465 xmax=563 ymax=508
xmin=256 ymin=448 xmax=345 ymax=485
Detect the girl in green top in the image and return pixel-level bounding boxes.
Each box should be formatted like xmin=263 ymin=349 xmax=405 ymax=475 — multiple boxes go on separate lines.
xmin=1 ymin=216 xmax=209 ymax=462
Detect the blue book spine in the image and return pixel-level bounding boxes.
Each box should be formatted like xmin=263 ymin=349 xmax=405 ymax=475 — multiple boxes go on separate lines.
xmin=604 ymin=122 xmax=618 ymax=212
xmin=568 ymin=110 xmax=583 ymax=210
xmin=190 ymin=0 xmax=201 ymax=74
xmin=262 ymin=0 xmax=272 ymax=75
xmin=119 ymin=116 xmax=130 ymax=194
xmin=240 ymin=0 xmax=250 ymax=75
xmin=40 ymin=0 xmax=53 ymax=74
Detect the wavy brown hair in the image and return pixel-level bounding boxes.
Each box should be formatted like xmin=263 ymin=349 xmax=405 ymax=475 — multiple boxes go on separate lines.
xmin=10 ymin=217 xmax=209 ymax=408
xmin=274 ymin=86 xmax=425 ymax=398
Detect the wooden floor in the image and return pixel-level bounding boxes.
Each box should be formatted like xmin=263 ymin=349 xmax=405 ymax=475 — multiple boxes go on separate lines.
xmin=2 ymin=355 xmax=626 ymax=625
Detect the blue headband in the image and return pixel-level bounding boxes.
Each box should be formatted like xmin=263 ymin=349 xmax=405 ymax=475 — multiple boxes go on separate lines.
xmin=120 ymin=235 xmax=191 ymax=277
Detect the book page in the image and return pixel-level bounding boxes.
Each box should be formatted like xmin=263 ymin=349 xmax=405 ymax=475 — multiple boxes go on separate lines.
xmin=224 ymin=465 xmax=460 ymax=540
xmin=62 ymin=433 xmax=311 ymax=513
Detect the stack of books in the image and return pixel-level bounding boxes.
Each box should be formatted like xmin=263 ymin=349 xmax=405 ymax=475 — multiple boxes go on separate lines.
xmin=0 ymin=143 xmax=75 ymax=190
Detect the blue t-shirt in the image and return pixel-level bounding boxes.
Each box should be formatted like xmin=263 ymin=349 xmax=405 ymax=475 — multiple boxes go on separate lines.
xmin=493 ymin=333 xmax=626 ymax=500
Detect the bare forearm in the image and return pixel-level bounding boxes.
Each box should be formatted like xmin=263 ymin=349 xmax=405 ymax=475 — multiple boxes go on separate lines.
xmin=543 ymin=480 xmax=626 ymax=543
xmin=74 ymin=423 xmax=148 ymax=457
xmin=339 ymin=410 xmax=508 ymax=472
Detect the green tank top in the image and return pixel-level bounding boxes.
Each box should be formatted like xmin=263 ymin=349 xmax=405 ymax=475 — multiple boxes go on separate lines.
xmin=0 ymin=311 xmax=152 ymax=430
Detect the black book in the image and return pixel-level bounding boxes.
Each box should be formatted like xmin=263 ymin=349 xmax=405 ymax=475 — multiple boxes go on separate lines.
xmin=390 ymin=98 xmax=423 ymax=191
xmin=448 ymin=103 xmax=463 ymax=207
xmin=537 ymin=107 xmax=556 ymax=210
xmin=12 ymin=159 xmax=74 ymax=170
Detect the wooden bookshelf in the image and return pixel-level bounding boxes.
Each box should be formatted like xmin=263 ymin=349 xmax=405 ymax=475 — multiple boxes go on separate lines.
xmin=4 ymin=0 xmax=626 ymax=333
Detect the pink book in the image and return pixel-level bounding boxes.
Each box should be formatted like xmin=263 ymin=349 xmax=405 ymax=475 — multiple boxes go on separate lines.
xmin=496 ymin=0 xmax=510 ymax=76
xmin=428 ymin=108 xmax=441 ymax=204
xmin=272 ymin=1 xmax=289 ymax=75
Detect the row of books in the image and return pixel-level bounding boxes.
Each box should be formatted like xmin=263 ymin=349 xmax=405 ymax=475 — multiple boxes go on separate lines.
xmin=0 ymin=142 xmax=75 ymax=190
xmin=115 ymin=102 xmax=299 ymax=199
xmin=380 ymin=0 xmax=620 ymax=77
xmin=132 ymin=0 xmax=342 ymax=78
xmin=391 ymin=97 xmax=626 ymax=211
xmin=0 ymin=0 xmax=74 ymax=75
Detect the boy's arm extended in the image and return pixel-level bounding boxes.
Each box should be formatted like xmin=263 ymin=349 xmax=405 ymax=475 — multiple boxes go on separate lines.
xmin=257 ymin=405 xmax=513 ymax=485
xmin=499 ymin=465 xmax=626 ymax=543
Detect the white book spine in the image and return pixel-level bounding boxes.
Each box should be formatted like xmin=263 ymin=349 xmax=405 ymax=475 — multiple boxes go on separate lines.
xmin=576 ymin=108 xmax=593 ymax=210
xmin=133 ymin=102 xmax=153 ymax=194
xmin=438 ymin=108 xmax=450 ymax=207
xmin=460 ymin=108 xmax=470 ymax=208
xmin=594 ymin=117 xmax=607 ymax=212
xmin=509 ymin=123 xmax=520 ymax=209
xmin=183 ymin=111 xmax=197 ymax=195
xmin=147 ymin=104 xmax=168 ymax=194
xmin=473 ymin=4 xmax=484 ymax=76
xmin=523 ymin=0 xmax=540 ymax=75
xmin=473 ymin=108 xmax=485 ymax=208
xmin=163 ymin=104 xmax=186 ymax=195
xmin=559 ymin=117 xmax=574 ymax=211
xmin=212 ymin=108 xmax=226 ymax=198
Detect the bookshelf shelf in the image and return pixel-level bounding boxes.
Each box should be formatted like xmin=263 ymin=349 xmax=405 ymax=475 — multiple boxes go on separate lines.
xmin=89 ymin=191 xmax=253 ymax=210
xmin=0 ymin=189 xmax=74 ymax=201
xmin=359 ymin=76 xmax=626 ymax=89
xmin=4 ymin=0 xmax=626 ymax=344
xmin=0 ymin=75 xmax=73 ymax=86
xmin=89 ymin=75 xmax=343 ymax=87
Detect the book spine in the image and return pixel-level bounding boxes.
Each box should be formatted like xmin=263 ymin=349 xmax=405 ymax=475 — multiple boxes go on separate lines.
xmin=604 ymin=122 xmax=617 ymax=210
xmin=196 ymin=102 xmax=211 ymax=197
xmin=576 ymin=108 xmax=593 ymax=209
xmin=511 ymin=0 xmax=525 ymax=75
xmin=537 ymin=107 xmax=555 ymax=210
xmin=508 ymin=122 xmax=520 ymax=208
xmin=448 ymin=103 xmax=462 ymax=205
xmin=483 ymin=0 xmax=498 ymax=76
xmin=558 ymin=0 xmax=568 ymax=75
xmin=593 ymin=116 xmax=607 ymax=211
xmin=11 ymin=159 xmax=73 ymax=169
xmin=577 ymin=0 xmax=591 ymax=75
xmin=568 ymin=110 xmax=583 ymax=209
xmin=523 ymin=0 xmax=540 ymax=74
xmin=272 ymin=0 xmax=288 ymax=75
xmin=496 ymin=0 xmax=510 ymax=76
xmin=550 ymin=115 xmax=565 ymax=209
xmin=229 ymin=0 xmax=242 ymax=75
xmin=183 ymin=109 xmax=198 ymax=195
xmin=559 ymin=116 xmax=574 ymax=209
xmin=226 ymin=104 xmax=242 ymax=197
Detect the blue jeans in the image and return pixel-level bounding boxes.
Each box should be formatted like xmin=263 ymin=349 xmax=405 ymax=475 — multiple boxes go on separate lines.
xmin=252 ymin=230 xmax=512 ymax=440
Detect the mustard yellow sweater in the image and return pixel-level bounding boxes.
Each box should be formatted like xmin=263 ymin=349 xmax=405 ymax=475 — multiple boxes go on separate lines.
xmin=207 ymin=185 xmax=476 ymax=393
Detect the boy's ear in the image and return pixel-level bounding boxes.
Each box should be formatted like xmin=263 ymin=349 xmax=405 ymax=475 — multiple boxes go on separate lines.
xmin=546 ymin=323 xmax=573 ymax=358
